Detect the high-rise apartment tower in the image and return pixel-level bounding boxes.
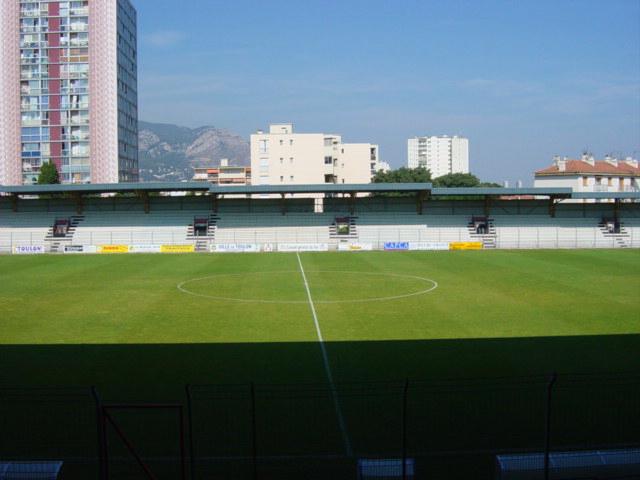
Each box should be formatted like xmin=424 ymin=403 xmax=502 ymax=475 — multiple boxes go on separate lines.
xmin=0 ymin=0 xmax=138 ymax=185
xmin=407 ymin=135 xmax=469 ymax=178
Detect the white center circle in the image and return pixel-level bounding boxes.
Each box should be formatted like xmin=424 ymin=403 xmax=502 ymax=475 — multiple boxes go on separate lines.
xmin=177 ymin=271 xmax=438 ymax=304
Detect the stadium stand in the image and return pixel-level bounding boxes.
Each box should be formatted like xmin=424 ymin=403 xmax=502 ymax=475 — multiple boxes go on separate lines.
xmin=0 ymin=184 xmax=638 ymax=252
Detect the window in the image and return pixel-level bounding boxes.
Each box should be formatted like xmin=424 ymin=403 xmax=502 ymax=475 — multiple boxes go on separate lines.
xmin=259 ymin=157 xmax=269 ymax=167
xmin=582 ymin=177 xmax=588 ymax=187
xmin=279 ymin=139 xmax=283 ymax=145
xmin=289 ymin=157 xmax=293 ymax=164
xmin=324 ymin=174 xmax=337 ymax=184
xmin=280 ymin=157 xmax=283 ymax=164
xmin=289 ymin=139 xmax=293 ymax=146
xmin=280 ymin=176 xmax=284 ymax=182
xmin=324 ymin=156 xmax=333 ymax=165
xmin=290 ymin=175 xmax=294 ymax=181
xmin=258 ymin=139 xmax=268 ymax=154
xmin=608 ymin=177 xmax=613 ymax=186
xmin=324 ymin=137 xmax=333 ymax=147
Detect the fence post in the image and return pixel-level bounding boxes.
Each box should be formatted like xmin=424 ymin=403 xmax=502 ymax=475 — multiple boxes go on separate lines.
xmin=185 ymin=385 xmax=196 ymax=480
xmin=402 ymin=378 xmax=409 ymax=480
xmin=91 ymin=386 xmax=107 ymax=480
xmin=251 ymin=382 xmax=257 ymax=480
xmin=178 ymin=405 xmax=187 ymax=480
xmin=544 ymin=372 xmax=557 ymax=480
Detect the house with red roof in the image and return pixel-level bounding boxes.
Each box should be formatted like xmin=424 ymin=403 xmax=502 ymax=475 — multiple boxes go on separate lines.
xmin=534 ymin=153 xmax=639 ymax=201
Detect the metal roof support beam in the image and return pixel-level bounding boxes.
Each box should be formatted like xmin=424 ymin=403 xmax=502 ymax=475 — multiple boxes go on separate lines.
xmin=484 ymin=196 xmax=492 ymax=217
xmin=72 ymin=192 xmax=83 ymax=215
xmin=349 ymin=192 xmax=356 ymax=215
xmin=548 ymin=196 xmax=557 ymax=218
xmin=614 ymin=198 xmax=620 ymax=222
xmin=11 ymin=194 xmax=18 ymax=212
xmin=137 ymin=191 xmax=150 ymax=214
xmin=211 ymin=193 xmax=218 ymax=213
xmin=416 ymin=190 xmax=428 ymax=215
xmin=280 ymin=193 xmax=286 ymax=215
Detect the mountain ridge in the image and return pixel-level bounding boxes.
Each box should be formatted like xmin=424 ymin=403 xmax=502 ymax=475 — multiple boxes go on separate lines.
xmin=138 ymin=120 xmax=250 ymax=181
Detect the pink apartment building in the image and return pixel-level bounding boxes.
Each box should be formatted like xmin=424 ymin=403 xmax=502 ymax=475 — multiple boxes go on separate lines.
xmin=0 ymin=0 xmax=138 ymax=185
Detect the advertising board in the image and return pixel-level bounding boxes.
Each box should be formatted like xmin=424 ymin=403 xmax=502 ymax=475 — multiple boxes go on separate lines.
xmin=13 ymin=245 xmax=45 ymax=254
xmin=212 ymin=244 xmax=260 ymax=253
xmin=383 ymin=242 xmax=409 ymax=251
xmin=129 ymin=245 xmax=162 ymax=253
xmin=408 ymin=242 xmax=450 ymax=251
xmin=277 ymin=243 xmax=329 ymax=252
xmin=449 ymin=242 xmax=483 ymax=250
xmin=98 ymin=245 xmax=129 ymax=254
xmin=337 ymin=243 xmax=374 ymax=251
xmin=160 ymin=245 xmax=195 ymax=253
xmin=63 ymin=245 xmax=97 ymax=254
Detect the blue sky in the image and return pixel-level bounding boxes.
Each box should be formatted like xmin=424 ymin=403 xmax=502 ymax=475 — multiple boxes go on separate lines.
xmin=135 ymin=0 xmax=640 ymax=184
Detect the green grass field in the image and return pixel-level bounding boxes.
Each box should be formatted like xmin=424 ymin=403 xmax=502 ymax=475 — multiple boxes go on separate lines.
xmin=1 ymin=249 xmax=639 ymax=479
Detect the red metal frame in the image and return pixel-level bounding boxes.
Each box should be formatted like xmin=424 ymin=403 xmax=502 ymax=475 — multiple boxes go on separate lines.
xmin=101 ymin=403 xmax=186 ymax=480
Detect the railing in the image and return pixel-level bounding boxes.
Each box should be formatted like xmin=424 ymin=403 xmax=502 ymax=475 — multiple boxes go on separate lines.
xmin=0 ymin=374 xmax=638 ymax=480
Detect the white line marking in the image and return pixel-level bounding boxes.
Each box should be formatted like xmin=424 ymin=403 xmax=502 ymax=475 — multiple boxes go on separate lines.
xmin=296 ymin=252 xmax=353 ymax=457
xmin=177 ymin=271 xmax=438 ymax=304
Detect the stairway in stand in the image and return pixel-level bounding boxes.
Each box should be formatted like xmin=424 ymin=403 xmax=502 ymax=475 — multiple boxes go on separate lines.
xmin=597 ymin=220 xmax=630 ymax=248
xmin=44 ymin=215 xmax=85 ymax=253
xmin=186 ymin=213 xmax=219 ymax=252
xmin=467 ymin=218 xmax=497 ymax=249
xmin=329 ymin=216 xmax=358 ymax=240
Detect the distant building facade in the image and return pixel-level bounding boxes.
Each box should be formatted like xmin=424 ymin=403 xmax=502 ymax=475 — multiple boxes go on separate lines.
xmin=0 ymin=0 xmax=138 ymax=185
xmin=534 ymin=154 xmax=640 ymax=197
xmin=250 ymin=123 xmax=381 ymax=186
xmin=407 ymin=135 xmax=469 ymax=178
xmin=193 ymin=159 xmax=251 ymax=186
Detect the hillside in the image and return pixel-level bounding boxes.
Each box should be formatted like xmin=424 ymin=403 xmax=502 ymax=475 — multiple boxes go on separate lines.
xmin=138 ymin=120 xmax=250 ymax=181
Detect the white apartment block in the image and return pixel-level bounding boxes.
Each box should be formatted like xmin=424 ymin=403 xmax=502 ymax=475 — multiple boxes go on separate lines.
xmin=250 ymin=123 xmax=380 ymax=186
xmin=534 ymin=153 xmax=640 ymax=201
xmin=407 ymin=135 xmax=469 ymax=178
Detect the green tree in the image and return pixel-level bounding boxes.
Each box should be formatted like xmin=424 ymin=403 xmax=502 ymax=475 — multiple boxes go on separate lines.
xmin=373 ymin=167 xmax=432 ymax=184
xmin=432 ymin=172 xmax=481 ymax=188
xmin=37 ymin=161 xmax=60 ymax=185
xmin=432 ymin=173 xmax=503 ymax=188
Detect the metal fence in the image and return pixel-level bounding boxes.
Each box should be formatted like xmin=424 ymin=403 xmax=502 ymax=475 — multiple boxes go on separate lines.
xmin=1 ymin=373 xmax=638 ymax=480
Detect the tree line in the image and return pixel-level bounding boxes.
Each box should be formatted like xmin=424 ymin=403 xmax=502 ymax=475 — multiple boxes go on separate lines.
xmin=372 ymin=167 xmax=501 ymax=188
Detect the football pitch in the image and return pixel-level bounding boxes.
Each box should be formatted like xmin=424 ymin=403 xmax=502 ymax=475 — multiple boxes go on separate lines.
xmin=1 ymin=249 xmax=639 ymax=387
xmin=1 ymin=249 xmax=639 ymax=479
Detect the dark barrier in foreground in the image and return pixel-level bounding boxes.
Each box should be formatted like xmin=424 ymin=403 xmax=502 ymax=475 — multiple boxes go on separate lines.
xmin=1 ymin=374 xmax=639 ymax=480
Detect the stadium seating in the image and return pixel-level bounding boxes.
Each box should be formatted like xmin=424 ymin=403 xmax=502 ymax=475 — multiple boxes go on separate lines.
xmin=0 ymin=197 xmax=638 ymax=251
xmin=0 ymin=213 xmax=54 ymax=253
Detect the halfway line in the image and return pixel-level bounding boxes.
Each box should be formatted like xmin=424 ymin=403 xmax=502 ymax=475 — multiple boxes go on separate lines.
xmin=295 ymin=252 xmax=353 ymax=457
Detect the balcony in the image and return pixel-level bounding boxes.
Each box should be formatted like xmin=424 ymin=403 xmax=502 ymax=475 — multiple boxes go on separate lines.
xmin=70 ymin=7 xmax=89 ymax=16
